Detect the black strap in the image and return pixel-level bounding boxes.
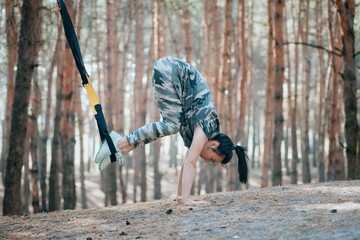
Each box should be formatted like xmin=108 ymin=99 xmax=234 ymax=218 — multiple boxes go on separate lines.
xmin=105 ymin=133 xmax=117 ymax=163
xmin=57 ymin=0 xmax=88 ymax=86
xmin=58 ymin=0 xmax=117 ymax=163
xmin=94 ymin=105 xmax=117 ymax=162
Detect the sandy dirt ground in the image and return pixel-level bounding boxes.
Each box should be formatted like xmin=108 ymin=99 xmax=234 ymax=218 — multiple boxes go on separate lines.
xmin=0 ymin=180 xmax=359 ymax=240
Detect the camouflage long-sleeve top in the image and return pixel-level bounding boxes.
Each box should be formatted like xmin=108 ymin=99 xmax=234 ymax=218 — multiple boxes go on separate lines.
xmin=126 ymin=56 xmax=221 ymax=148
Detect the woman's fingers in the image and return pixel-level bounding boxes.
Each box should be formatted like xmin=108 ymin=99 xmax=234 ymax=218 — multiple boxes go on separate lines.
xmin=120 ymin=145 xmax=135 ymax=155
xmin=182 ymin=199 xmax=210 ymax=206
xmin=192 ymin=200 xmax=210 ymax=205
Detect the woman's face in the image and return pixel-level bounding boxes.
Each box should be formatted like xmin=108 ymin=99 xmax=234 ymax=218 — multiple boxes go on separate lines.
xmin=200 ymin=140 xmax=224 ymax=163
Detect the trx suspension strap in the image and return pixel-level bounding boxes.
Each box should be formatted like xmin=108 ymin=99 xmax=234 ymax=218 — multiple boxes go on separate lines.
xmin=57 ymin=0 xmax=117 ymax=162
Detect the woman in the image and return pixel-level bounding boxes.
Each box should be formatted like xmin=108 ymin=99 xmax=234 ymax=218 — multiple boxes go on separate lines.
xmin=95 ymin=56 xmax=248 ymax=206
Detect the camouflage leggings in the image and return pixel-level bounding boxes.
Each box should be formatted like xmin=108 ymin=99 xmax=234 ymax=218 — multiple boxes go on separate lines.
xmin=125 ymin=57 xmax=182 ymax=148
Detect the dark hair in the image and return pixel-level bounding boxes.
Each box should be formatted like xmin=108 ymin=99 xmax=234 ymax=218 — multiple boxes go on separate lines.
xmin=210 ymin=133 xmax=249 ymax=184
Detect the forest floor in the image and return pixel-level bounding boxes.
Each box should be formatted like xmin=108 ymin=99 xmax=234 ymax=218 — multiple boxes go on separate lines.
xmin=0 ymin=180 xmax=359 ymax=239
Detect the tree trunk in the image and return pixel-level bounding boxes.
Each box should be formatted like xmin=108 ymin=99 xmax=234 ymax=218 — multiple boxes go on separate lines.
xmin=29 ymin=75 xmax=41 ymax=213
xmin=334 ymin=0 xmax=359 ymax=180
xmin=73 ymin=0 xmax=87 ymax=210
xmin=152 ymin=0 xmax=165 ymax=200
xmin=1 ymin=0 xmax=18 ymax=183
xmin=204 ymin=0 xmax=212 ymax=90
xmin=247 ymin=6 xmax=255 ymax=166
xmin=146 ymin=11 xmax=158 ymax=200
xmin=271 ymin=0 xmax=284 ymax=186
xmin=221 ymin=0 xmax=234 ymax=191
xmin=3 ymin=0 xmax=42 ymax=216
xmin=104 ymin=0 xmax=118 ymax=206
xmin=135 ymin=0 xmax=147 ymax=202
xmin=248 ymin=0 xmax=255 ymax=170
xmin=166 ymin=11 xmax=180 ymax=58
xmin=157 ymin=0 xmax=167 ymax=58
xmin=49 ymin=65 xmax=63 ymax=210
xmin=290 ymin=1 xmax=300 ymax=185
xmin=212 ymin=0 xmax=221 ymax=110
xmin=316 ymin=0 xmax=326 ymax=183
xmin=40 ymin=18 xmax=61 ymax=212
xmin=79 ymin=108 xmax=87 ymax=209
xmin=118 ymin=0 xmax=133 ymax=204
xmin=335 ymin=83 xmax=346 ymax=180
xmin=284 ymin=6 xmax=291 ymax=176
xmin=22 ymin=120 xmax=31 ymax=215
xmin=213 ymin=0 xmax=223 ymax=191
xmin=183 ymin=0 xmax=192 ymax=63
xmin=94 ymin=0 xmax=103 ymax=106
xmin=262 ymin=0 xmax=274 ymax=188
xmin=300 ymin=0 xmax=311 ymax=184
xmin=238 ymin=0 xmax=248 ymax=146
xmin=48 ymin=26 xmax=64 ymax=211
xmin=328 ymin=11 xmax=346 ymax=181
xmin=327 ymin=2 xmax=338 ymax=181
xmin=61 ymin=0 xmax=76 ymax=210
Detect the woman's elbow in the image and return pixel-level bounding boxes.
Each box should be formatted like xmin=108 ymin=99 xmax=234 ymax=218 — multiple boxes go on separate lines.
xmin=168 ymin=122 xmax=180 ymax=135
xmin=184 ymin=159 xmax=197 ymax=169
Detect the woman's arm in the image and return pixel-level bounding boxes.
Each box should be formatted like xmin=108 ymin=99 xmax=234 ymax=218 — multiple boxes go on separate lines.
xmin=181 ymin=126 xmax=209 ymax=206
xmin=176 ymin=150 xmax=188 ymax=203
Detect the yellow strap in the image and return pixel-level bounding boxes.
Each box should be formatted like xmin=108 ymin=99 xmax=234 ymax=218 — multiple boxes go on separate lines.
xmin=51 ymin=7 xmax=61 ymax=12
xmin=84 ymin=75 xmax=100 ymax=114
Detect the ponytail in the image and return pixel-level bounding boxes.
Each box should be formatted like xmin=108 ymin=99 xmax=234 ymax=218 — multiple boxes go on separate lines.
xmin=210 ymin=133 xmax=249 ymax=184
xmin=233 ymin=145 xmax=249 ymax=184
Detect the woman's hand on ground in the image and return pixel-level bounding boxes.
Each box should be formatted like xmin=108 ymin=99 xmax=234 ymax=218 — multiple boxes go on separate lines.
xmin=182 ymin=199 xmax=210 ymax=206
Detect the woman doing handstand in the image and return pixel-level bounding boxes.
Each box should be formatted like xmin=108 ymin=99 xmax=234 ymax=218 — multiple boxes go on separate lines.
xmin=95 ymin=56 xmax=248 ymax=206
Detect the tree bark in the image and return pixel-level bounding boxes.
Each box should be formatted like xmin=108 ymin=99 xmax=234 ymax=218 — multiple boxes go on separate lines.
xmin=60 ymin=0 xmax=76 ymax=210
xmin=204 ymin=1 xmax=214 ymax=191
xmin=327 ymin=2 xmax=338 ymax=181
xmin=204 ymin=0 xmax=212 ymax=91
xmin=300 ymin=0 xmax=311 ymax=184
xmin=157 ymin=0 xmax=167 ymax=58
xmin=262 ymin=0 xmax=274 ymax=188
xmin=118 ymin=0 xmax=133 ymax=204
xmin=316 ymin=0 xmax=326 ymax=183
xmin=29 ymin=75 xmax=41 ymax=213
xmin=334 ymin=0 xmax=359 ymax=180
xmin=22 ymin=120 xmax=31 ymax=215
xmin=104 ymin=0 xmax=118 ymax=206
xmin=238 ymin=0 xmax=248 ymax=146
xmin=212 ymin=0 xmax=223 ymax=192
xmin=145 ymin=8 xmax=158 ymax=200
xmin=39 ymin=18 xmax=62 ymax=212
xmin=183 ymin=0 xmax=192 ymax=63
xmin=3 ymin=0 xmax=42 ymax=216
xmin=212 ymin=0 xmax=221 ymax=111
xmin=1 ymin=0 xmax=18 ymax=183
xmin=328 ymin=10 xmax=345 ymax=181
xmin=271 ymin=0 xmax=284 ymax=186
xmin=135 ymin=0 xmax=147 ymax=202
xmin=284 ymin=5 xmax=291 ymax=176
xmin=74 ymin=0 xmax=87 ymax=209
xmin=248 ymin=0 xmax=256 ymax=171
xmin=166 ymin=9 xmax=180 ymax=58
xmin=48 ymin=24 xmax=64 ymax=211
xmin=289 ymin=1 xmax=300 ymax=185
xmin=152 ymin=0 xmax=166 ymax=200
xmin=335 ymin=81 xmax=346 ymax=180
xmin=221 ymin=0 xmax=234 ymax=191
